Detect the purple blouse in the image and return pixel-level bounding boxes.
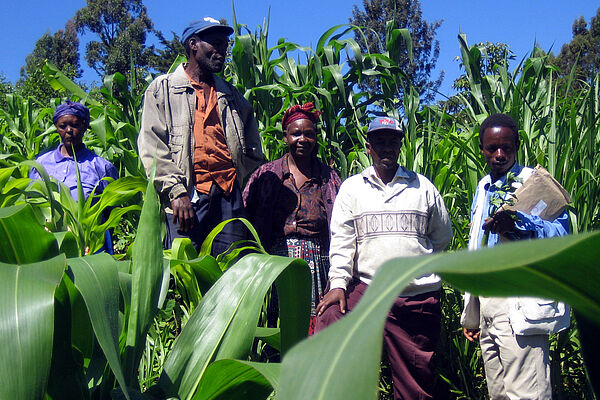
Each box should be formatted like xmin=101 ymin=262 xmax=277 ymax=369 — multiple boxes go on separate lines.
xmin=30 ymin=145 xmax=118 ymax=200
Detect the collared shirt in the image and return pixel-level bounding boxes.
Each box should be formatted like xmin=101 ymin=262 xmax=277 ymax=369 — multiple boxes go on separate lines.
xmin=280 ymin=154 xmax=328 ymax=237
xmin=186 ymin=72 xmax=236 ymax=196
xmin=328 ymin=165 xmax=452 ymax=296
xmin=29 ymin=144 xmax=118 ymax=200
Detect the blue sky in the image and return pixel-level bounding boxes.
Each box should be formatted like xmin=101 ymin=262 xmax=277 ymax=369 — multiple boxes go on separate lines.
xmin=1 ymin=1 xmax=598 ymax=98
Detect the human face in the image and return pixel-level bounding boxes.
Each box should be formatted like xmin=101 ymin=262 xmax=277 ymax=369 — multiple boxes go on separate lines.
xmin=190 ymin=31 xmax=229 ymax=73
xmin=366 ymin=131 xmax=402 ymax=180
xmin=480 ymin=126 xmax=519 ymax=181
xmin=284 ymin=119 xmax=317 ymax=161
xmin=56 ymin=114 xmax=87 ymax=153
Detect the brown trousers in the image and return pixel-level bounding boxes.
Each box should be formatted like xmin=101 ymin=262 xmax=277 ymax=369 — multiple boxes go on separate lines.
xmin=315 ymin=280 xmax=441 ymax=400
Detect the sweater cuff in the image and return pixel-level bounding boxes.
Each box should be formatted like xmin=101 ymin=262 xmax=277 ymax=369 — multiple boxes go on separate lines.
xmin=329 ymin=278 xmax=348 ymax=291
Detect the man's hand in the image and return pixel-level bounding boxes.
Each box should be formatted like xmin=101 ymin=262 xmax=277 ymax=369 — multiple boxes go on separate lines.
xmin=171 ymin=195 xmax=195 ymax=232
xmin=316 ymin=288 xmax=346 ymax=316
xmin=483 ymin=210 xmax=516 ymax=235
xmin=463 ymin=327 xmax=480 ymax=342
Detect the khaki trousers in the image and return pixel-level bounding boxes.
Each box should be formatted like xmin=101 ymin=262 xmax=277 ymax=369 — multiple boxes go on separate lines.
xmin=479 ymin=297 xmax=552 ymax=400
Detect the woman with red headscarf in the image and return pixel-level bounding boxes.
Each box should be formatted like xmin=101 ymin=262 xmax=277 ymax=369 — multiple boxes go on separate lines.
xmin=243 ymin=102 xmax=341 ymax=334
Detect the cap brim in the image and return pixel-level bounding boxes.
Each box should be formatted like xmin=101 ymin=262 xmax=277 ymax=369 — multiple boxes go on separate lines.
xmin=198 ymin=24 xmax=234 ymax=36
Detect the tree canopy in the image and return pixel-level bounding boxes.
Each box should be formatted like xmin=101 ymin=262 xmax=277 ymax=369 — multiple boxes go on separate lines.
xmin=21 ymin=20 xmax=80 ymax=79
xmin=74 ymin=0 xmax=154 ymax=77
xmin=147 ymin=30 xmax=186 ymax=73
xmin=17 ymin=21 xmax=80 ymax=103
xmin=552 ymin=8 xmax=600 ymax=86
xmin=350 ymin=0 xmax=443 ymax=104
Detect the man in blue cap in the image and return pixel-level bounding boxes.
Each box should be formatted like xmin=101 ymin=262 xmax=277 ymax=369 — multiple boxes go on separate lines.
xmin=138 ymin=17 xmax=263 ymax=255
xmin=315 ymin=116 xmax=452 ymax=400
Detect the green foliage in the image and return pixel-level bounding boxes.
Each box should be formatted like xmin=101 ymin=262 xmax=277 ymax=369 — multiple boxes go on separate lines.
xmin=225 ymin=19 xmax=414 ymax=178
xmin=0 ymin=254 xmax=66 ymax=400
xmin=22 ymin=161 xmax=146 ymax=254
xmin=350 ymin=0 xmax=443 ymax=103
xmin=21 ymin=20 xmax=80 ymax=77
xmin=481 ymin=172 xmax=522 ymax=247
xmin=17 ymin=61 xmax=79 ymax=105
xmin=0 ymin=169 xmax=313 ymax=400
xmin=17 ymin=20 xmax=81 ymax=104
xmin=551 ymin=7 xmax=600 ymax=88
xmin=0 ymin=93 xmax=56 ymax=164
xmin=74 ymin=0 xmax=154 ymax=78
xmin=0 ymin=159 xmax=146 ymax=255
xmin=452 ymin=41 xmax=516 ymax=94
xmin=0 ymin=73 xmax=14 ymax=109
xmin=148 ymin=30 xmax=186 ymax=74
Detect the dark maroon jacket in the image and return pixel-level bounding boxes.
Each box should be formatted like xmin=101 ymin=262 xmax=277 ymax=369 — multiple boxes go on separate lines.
xmin=242 ymin=154 xmax=342 ymax=251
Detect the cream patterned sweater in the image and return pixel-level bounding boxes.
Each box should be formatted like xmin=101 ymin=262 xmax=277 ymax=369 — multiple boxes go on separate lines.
xmin=328 ymin=165 xmax=453 ymax=296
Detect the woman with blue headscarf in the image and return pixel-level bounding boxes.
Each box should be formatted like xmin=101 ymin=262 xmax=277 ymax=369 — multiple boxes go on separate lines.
xmin=30 ymin=100 xmax=118 ymax=200
xmin=30 ymin=100 xmax=118 ymax=253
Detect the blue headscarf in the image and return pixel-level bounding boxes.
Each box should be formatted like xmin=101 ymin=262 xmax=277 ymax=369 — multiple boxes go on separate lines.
xmin=53 ymin=100 xmax=90 ymax=125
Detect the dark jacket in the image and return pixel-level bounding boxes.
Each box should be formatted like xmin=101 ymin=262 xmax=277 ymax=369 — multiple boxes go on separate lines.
xmin=243 ymin=154 xmax=341 ymax=251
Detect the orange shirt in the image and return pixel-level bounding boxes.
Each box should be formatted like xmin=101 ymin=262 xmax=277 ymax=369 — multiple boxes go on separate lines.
xmin=187 ymin=73 xmax=237 ymax=195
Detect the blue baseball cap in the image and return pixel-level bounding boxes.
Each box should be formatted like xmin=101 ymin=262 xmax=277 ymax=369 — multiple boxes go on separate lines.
xmin=181 ymin=17 xmax=234 ymax=44
xmin=367 ymin=116 xmax=404 ymax=135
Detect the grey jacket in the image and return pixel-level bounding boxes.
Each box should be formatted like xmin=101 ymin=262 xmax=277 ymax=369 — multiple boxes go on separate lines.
xmin=138 ymin=64 xmax=263 ymax=207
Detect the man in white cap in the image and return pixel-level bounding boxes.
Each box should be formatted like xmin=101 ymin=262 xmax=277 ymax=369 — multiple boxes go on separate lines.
xmin=315 ymin=116 xmax=452 ymax=400
xmin=138 ymin=17 xmax=263 ymax=255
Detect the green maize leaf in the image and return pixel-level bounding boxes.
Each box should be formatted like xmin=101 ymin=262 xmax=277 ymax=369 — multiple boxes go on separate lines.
xmin=43 ymin=61 xmax=98 ymax=105
xmin=215 ymin=243 xmax=267 ymax=271
xmin=199 ymin=217 xmax=266 ymax=257
xmin=193 ymin=360 xmax=280 ymax=400
xmin=255 ymin=327 xmax=281 ymax=352
xmin=574 ymin=311 xmax=600 ymax=395
xmin=124 ymin=168 xmax=164 ymax=388
xmin=157 ymin=253 xmax=311 ymax=400
xmin=0 ymin=254 xmax=66 ymax=400
xmin=0 ymin=204 xmax=58 ymax=263
xmin=386 ymin=25 xmax=412 ymax=64
xmin=86 ymin=204 xmax=141 ymax=253
xmin=168 ymin=54 xmax=187 ymax=74
xmin=316 ymin=24 xmax=349 ymax=54
xmin=67 ymin=253 xmax=129 ymax=400
xmin=53 ymin=230 xmax=80 ymax=258
xmin=0 ymin=166 xmax=17 ymax=188
xmin=89 ymin=113 xmax=108 ymax=146
xmin=278 ymin=231 xmax=600 ymax=400
xmin=85 ymin=176 xmax=146 ymax=217
xmin=168 ymin=241 xmax=223 ymax=308
xmin=1 ymin=177 xmax=30 ymax=202
xmin=171 ymin=237 xmax=198 ymax=260
xmin=171 ymin=263 xmax=202 ymax=311
xmin=118 ymin=268 xmax=133 ymax=318
xmin=63 ymin=270 xmax=94 ymax=362
xmin=46 ymin=278 xmax=89 ymax=400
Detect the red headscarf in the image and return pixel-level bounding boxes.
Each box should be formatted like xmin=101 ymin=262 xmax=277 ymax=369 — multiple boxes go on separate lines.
xmin=281 ymin=102 xmax=322 ymax=130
